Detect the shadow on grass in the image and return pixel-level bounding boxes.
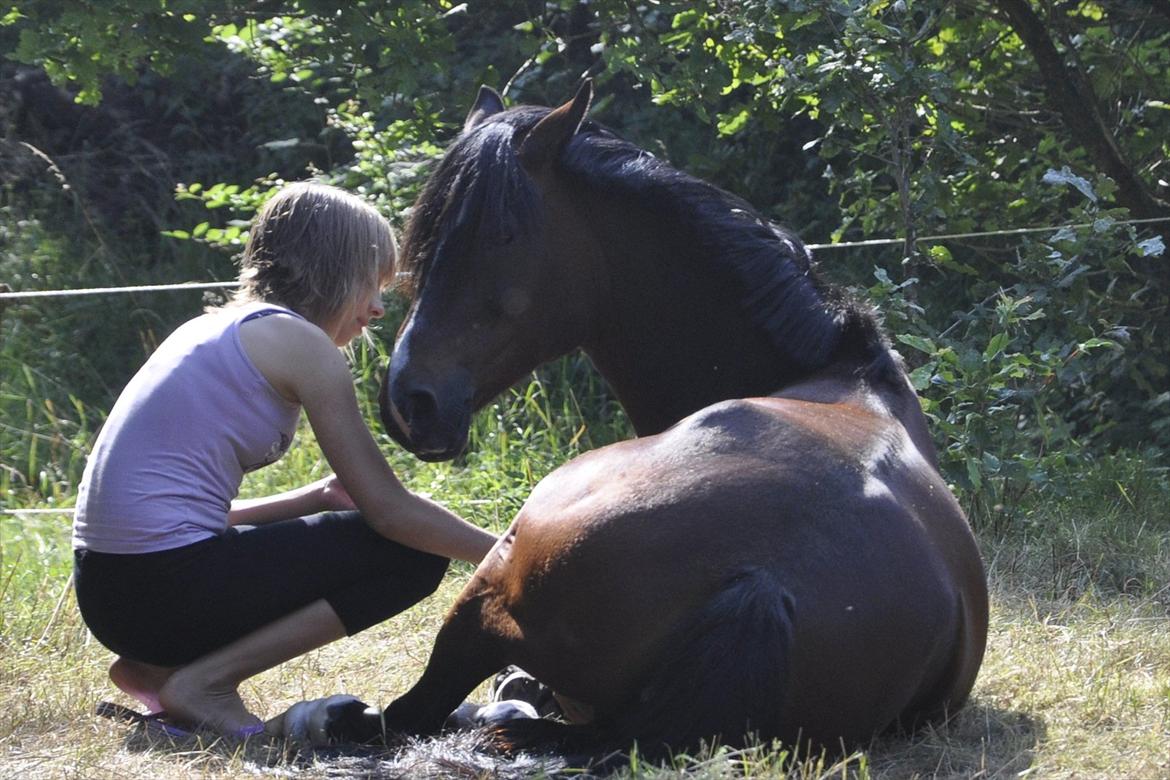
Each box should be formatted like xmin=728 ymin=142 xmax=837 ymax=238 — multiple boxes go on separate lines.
xmin=113 ymin=697 xmax=1041 ymax=779
xmin=118 ymin=725 xmax=570 ymax=778
xmin=865 ymin=700 xmax=1043 ymax=778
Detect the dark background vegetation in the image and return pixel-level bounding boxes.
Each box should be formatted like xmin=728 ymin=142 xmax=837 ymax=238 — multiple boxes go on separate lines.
xmin=2 ymin=0 xmax=1168 ymax=526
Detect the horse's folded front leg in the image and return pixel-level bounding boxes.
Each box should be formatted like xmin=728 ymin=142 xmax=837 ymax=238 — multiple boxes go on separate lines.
xmin=383 ymin=587 xmax=519 ymax=736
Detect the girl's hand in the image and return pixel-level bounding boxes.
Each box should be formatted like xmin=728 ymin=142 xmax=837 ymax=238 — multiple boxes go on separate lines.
xmin=229 ymin=475 xmax=357 ymax=526
xmin=318 ymin=474 xmax=357 ymax=512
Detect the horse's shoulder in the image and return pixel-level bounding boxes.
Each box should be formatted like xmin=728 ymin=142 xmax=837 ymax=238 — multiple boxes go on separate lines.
xmin=521 ymin=398 xmax=841 ymax=512
xmin=518 ymin=435 xmax=656 ymax=521
xmin=664 ymin=396 xmax=891 ymax=455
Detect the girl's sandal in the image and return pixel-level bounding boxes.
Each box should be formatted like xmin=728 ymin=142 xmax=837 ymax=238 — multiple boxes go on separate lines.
xmin=96 ymin=700 xmax=266 ymax=740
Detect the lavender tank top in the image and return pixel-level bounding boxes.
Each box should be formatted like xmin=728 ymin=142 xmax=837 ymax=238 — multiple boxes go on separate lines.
xmin=73 ymin=302 xmax=303 ymax=553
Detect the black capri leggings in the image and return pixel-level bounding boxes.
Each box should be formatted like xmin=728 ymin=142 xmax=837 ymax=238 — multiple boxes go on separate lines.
xmin=73 ymin=511 xmax=450 ymax=668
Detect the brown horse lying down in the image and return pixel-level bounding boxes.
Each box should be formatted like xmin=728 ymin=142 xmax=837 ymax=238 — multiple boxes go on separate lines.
xmin=272 ymin=82 xmax=988 ymax=760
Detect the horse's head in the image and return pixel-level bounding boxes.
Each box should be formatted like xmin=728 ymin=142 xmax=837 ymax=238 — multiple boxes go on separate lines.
xmin=380 ymin=82 xmax=598 ymax=460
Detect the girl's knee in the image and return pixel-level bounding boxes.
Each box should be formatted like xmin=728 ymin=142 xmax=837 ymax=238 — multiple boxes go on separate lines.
xmin=413 ymin=552 xmax=450 ymax=599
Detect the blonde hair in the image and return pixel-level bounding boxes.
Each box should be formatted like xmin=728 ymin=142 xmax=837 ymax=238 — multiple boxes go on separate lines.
xmin=227 ymin=182 xmax=396 ymax=326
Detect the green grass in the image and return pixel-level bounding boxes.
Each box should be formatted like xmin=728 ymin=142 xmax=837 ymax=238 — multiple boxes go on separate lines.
xmin=2 ymin=357 xmax=1169 ymax=778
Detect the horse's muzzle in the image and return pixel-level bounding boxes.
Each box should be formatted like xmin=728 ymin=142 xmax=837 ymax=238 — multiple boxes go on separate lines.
xmin=379 ymin=367 xmax=471 ymax=462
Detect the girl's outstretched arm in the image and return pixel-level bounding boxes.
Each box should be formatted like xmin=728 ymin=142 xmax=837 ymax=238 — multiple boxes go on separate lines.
xmin=240 ymin=313 xmax=498 ymax=563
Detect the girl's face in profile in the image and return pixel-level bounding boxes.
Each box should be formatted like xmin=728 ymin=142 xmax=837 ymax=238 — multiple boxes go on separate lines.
xmin=326 ymin=282 xmax=386 ymax=347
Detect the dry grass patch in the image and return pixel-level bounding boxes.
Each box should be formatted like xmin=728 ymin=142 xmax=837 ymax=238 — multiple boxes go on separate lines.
xmin=4 ymin=469 xmax=1170 ymax=779
xmin=5 ymin=572 xmax=1169 ymax=778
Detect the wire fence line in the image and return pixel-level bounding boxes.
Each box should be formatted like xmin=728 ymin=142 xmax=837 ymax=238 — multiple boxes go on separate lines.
xmin=0 ymin=280 xmax=239 ymax=300
xmin=2 ymin=217 xmax=1168 ymax=302
xmin=2 ymin=215 xmax=1168 ymax=516
xmin=811 ymin=215 xmax=1170 ymax=249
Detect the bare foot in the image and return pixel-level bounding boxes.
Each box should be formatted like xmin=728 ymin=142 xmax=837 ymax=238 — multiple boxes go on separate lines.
xmin=109 ymin=657 xmax=175 ymax=714
xmin=157 ymin=667 xmax=263 ymax=736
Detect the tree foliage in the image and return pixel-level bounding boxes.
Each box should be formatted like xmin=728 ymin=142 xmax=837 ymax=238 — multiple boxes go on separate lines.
xmin=594 ymin=0 xmax=1170 ymax=511
xmin=2 ymin=0 xmax=1168 ymax=513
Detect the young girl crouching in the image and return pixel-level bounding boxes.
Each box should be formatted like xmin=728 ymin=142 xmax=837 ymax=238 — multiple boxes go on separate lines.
xmin=72 ymin=182 xmax=497 ymax=737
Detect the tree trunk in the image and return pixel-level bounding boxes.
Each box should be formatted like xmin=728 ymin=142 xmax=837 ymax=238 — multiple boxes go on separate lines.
xmin=991 ymin=0 xmax=1167 ymax=220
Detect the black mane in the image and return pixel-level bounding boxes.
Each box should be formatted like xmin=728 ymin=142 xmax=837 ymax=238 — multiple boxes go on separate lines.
xmin=399 ymin=114 xmax=543 ymax=298
xmin=401 ymin=104 xmax=892 ymax=377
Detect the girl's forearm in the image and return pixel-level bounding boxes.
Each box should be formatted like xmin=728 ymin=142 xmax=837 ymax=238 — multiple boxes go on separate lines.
xmin=365 ymin=489 xmax=498 ymax=564
xmin=228 ymin=480 xmax=330 ymax=526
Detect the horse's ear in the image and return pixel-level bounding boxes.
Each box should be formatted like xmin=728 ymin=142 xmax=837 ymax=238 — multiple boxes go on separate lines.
xmin=463 ymin=85 xmax=506 ymax=133
xmin=517 ymin=79 xmax=593 ymax=171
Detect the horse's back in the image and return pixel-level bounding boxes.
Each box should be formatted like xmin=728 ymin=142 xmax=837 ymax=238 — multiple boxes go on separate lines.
xmin=480 ymin=394 xmax=985 ymax=742
xmin=515 ymin=394 xmax=968 ymax=573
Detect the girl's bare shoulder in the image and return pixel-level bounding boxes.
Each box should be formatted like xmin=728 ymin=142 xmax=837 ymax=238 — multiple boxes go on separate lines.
xmin=238 ymin=312 xmax=347 ymax=403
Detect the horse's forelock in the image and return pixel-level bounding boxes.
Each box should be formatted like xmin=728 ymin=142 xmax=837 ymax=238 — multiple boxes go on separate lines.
xmin=401 ymin=113 xmax=545 ymax=300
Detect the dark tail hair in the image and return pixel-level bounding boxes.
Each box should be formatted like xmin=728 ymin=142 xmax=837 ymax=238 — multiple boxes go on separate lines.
xmin=490 ymin=567 xmax=796 ymax=768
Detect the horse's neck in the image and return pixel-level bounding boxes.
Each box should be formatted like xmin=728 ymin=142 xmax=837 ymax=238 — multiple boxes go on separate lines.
xmin=587 ymin=330 xmax=785 ymax=436
xmin=566 ymin=189 xmax=940 ymax=465
xmin=576 ymin=197 xmax=803 ymax=436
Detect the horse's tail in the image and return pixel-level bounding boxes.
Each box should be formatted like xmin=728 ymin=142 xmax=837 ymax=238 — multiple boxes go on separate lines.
xmin=492 ymin=566 xmax=796 ymax=764
xmin=616 ymin=565 xmax=796 ymax=754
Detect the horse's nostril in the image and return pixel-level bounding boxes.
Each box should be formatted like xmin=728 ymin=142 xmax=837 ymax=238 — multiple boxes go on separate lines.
xmin=382 ymin=371 xmax=471 ymax=458
xmin=404 ymin=388 xmax=438 ymax=423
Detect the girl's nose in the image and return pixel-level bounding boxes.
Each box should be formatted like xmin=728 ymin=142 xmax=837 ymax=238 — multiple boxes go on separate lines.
xmin=369 ymin=294 xmax=386 ymax=320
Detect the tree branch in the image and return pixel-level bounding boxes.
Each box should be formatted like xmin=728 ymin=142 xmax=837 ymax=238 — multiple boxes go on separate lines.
xmin=990 ymin=0 xmax=1167 ymax=219
xmin=1148 ymin=0 xmax=1170 ymax=25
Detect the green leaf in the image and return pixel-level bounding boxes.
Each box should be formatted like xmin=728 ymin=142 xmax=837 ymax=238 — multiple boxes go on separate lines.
xmin=716 ymin=108 xmax=750 ymax=136
xmin=1042 ymin=167 xmax=1097 ymax=203
xmin=672 ymin=9 xmax=700 ymax=29
xmin=966 ymin=458 xmax=982 ymax=490
xmin=928 ymin=244 xmax=953 ymax=264
xmin=908 ymin=363 xmax=935 ymax=391
xmin=896 ymin=333 xmax=937 ymax=354
xmin=1137 ymin=236 xmax=1165 ymax=257
xmin=984 ymin=332 xmax=1010 ymax=361
xmin=927 ymin=244 xmax=979 ymax=275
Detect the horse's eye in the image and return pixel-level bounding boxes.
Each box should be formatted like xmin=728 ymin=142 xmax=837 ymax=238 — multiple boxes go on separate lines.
xmin=499 ymin=232 xmax=514 ymax=246
xmin=499 ymin=286 xmax=530 ymax=318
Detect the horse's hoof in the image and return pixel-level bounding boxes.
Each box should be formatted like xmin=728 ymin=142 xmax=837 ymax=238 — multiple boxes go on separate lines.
xmin=270 ymin=694 xmax=381 ymax=746
xmin=491 ymin=666 xmax=562 ymax=718
xmin=444 ymin=699 xmax=539 ymax=731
